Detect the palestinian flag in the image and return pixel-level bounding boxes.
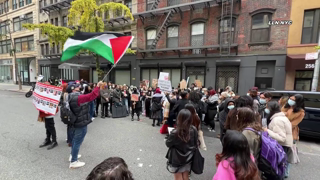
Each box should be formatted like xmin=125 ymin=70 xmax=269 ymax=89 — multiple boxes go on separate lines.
xmin=61 ymin=31 xmax=134 ymax=64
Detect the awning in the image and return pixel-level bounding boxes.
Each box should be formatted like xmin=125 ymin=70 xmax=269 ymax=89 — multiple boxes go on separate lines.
xmin=58 ymin=63 xmax=90 ymax=70
xmin=286 ymin=55 xmax=315 ymax=71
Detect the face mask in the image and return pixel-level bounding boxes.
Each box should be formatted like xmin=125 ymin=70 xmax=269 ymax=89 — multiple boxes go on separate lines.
xmin=264 ymin=108 xmax=270 ymax=114
xmin=288 ymin=99 xmax=296 ymax=106
xmin=227 ymin=94 xmax=231 ymax=97
xmin=259 ymin=99 xmax=266 ymax=105
xmin=227 ymin=105 xmax=235 ymax=110
xmin=247 ymin=93 xmax=250 ymax=96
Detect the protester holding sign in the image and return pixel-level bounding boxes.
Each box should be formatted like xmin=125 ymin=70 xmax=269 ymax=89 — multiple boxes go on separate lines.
xmin=131 ymin=88 xmax=142 ymax=121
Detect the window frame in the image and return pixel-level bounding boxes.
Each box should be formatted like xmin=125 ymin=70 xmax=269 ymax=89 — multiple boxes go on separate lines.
xmin=0 ymin=39 xmax=11 ymax=54
xmin=249 ymin=8 xmax=276 ymax=45
xmin=12 ymin=0 xmax=17 ymax=10
xmin=145 ymin=27 xmax=157 ymax=49
xmin=190 ymin=20 xmax=206 ymax=54
xmin=146 ymin=0 xmax=155 ymax=11
xmin=0 ymin=21 xmax=9 ymax=35
xmin=301 ymin=9 xmax=320 ymax=44
xmin=4 ymin=0 xmax=8 ymax=13
xmin=14 ymin=36 xmax=34 ymax=53
xmin=62 ymin=16 xmax=67 ymax=27
xmin=19 ymin=0 xmax=24 ymax=7
xmin=166 ymin=24 xmax=179 ymax=48
xmin=218 ymin=16 xmax=237 ymax=44
xmin=26 ymin=0 xmax=31 ymax=5
xmin=13 ymin=13 xmax=33 ymax=32
xmin=125 ymin=0 xmax=132 ymax=12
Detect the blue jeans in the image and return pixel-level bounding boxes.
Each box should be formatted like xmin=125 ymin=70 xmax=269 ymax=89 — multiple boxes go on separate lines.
xmin=124 ymin=98 xmax=129 ymax=114
xmin=71 ymin=126 xmax=87 ymax=162
xmin=89 ymin=101 xmax=94 ymax=119
xmin=67 ymin=125 xmax=73 ymax=144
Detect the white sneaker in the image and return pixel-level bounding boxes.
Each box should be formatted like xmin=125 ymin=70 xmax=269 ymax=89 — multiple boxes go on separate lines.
xmin=69 ymin=160 xmax=85 ymax=169
xmin=91 ymin=117 xmax=95 ymax=121
xmin=69 ymin=154 xmax=82 ymax=162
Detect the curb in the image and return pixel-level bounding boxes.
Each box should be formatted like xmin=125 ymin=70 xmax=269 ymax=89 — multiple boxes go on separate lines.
xmin=0 ymin=89 xmax=29 ymax=93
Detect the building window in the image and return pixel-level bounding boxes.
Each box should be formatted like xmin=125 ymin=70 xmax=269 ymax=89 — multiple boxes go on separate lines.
xmin=43 ymin=0 xmax=47 ymax=6
xmin=26 ymin=0 xmax=31 ymax=5
xmin=50 ymin=19 xmax=54 ymax=24
xmin=186 ymin=67 xmax=205 ymax=87
xmin=13 ymin=13 xmax=33 ymax=32
xmin=4 ymin=0 xmax=8 ymax=13
xmin=146 ymin=0 xmax=155 ymax=11
xmin=41 ymin=44 xmax=44 ymax=55
xmin=51 ymin=43 xmax=55 ymax=54
xmin=168 ymin=0 xmax=180 ymax=6
xmin=62 ymin=16 xmax=67 ymax=27
xmin=294 ymin=71 xmax=313 ymax=91
xmin=57 ymin=43 xmax=60 ymax=53
xmin=0 ymin=40 xmax=10 ymax=54
xmin=19 ymin=0 xmax=24 ymax=7
xmin=191 ymin=22 xmax=204 ymax=54
xmin=219 ymin=18 xmax=236 ymax=44
xmin=167 ymin=26 xmax=179 ymax=48
xmin=146 ymin=28 xmax=156 ymax=49
xmin=50 ymin=0 xmax=53 ymax=4
xmin=55 ymin=17 xmax=58 ymax=26
xmin=302 ymin=9 xmax=320 ymax=44
xmin=0 ymin=3 xmax=3 ymax=15
xmin=0 ymin=21 xmax=9 ymax=35
xmin=12 ymin=0 xmax=17 ymax=10
xmin=45 ymin=43 xmax=49 ymax=54
xmin=125 ymin=0 xmax=132 ymax=12
xmin=251 ymin=13 xmax=272 ymax=42
xmin=14 ymin=36 xmax=34 ymax=52
xmin=124 ymin=32 xmax=132 ymax=48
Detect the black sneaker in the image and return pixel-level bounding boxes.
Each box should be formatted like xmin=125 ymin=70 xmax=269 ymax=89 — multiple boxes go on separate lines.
xmin=39 ymin=139 xmax=51 ymax=148
xmin=47 ymin=142 xmax=58 ymax=150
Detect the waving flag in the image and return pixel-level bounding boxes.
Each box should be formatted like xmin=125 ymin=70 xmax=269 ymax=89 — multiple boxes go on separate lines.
xmin=61 ymin=31 xmax=134 ymax=64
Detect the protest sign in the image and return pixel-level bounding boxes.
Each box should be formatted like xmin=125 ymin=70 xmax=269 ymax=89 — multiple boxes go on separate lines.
xmin=143 ymin=79 xmax=150 ymax=88
xmin=180 ymin=79 xmax=187 ymax=89
xmin=32 ymin=82 xmax=62 ymax=115
xmin=140 ymin=81 xmax=146 ymax=88
xmin=152 ymin=79 xmax=158 ymax=88
xmin=159 ymin=72 xmax=169 ymax=81
xmin=158 ymin=79 xmax=172 ymax=92
xmin=195 ymin=80 xmax=202 ymax=88
xmin=131 ymin=94 xmax=139 ymax=101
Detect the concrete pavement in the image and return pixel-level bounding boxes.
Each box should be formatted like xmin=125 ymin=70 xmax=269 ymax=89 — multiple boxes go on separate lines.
xmin=0 ymin=83 xmax=31 ymax=93
xmin=0 ymin=90 xmax=319 ymax=180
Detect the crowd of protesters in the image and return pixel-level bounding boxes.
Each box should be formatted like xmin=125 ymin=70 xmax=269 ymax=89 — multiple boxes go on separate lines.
xmin=36 ymin=78 xmax=305 ymax=180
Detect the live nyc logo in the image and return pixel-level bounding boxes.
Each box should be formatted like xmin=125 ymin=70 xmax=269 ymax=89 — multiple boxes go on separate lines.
xmin=268 ymin=20 xmax=293 ymax=25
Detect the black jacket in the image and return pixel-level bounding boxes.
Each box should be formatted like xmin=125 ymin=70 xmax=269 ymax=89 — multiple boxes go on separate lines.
xmin=172 ymin=99 xmax=189 ymax=115
xmin=166 ymin=126 xmax=198 ymax=167
xmin=69 ymin=93 xmax=91 ymax=128
xmin=166 ymin=94 xmax=177 ymax=116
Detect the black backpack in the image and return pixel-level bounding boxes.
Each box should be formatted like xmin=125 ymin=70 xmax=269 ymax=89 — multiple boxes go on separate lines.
xmin=60 ymin=95 xmax=77 ymax=125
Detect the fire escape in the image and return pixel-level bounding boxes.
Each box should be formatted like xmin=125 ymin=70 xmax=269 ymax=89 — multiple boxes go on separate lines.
xmin=219 ymin=0 xmax=234 ymax=56
xmin=134 ymin=0 xmax=241 ymax=58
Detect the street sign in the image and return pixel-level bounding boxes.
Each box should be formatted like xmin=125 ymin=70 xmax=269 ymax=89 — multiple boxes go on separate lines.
xmin=305 ymin=52 xmax=319 ymax=60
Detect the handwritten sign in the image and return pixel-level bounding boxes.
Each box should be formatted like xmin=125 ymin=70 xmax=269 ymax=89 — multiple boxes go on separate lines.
xmin=180 ymin=79 xmax=187 ymax=89
xmin=158 ymin=79 xmax=172 ymax=92
xmin=131 ymin=94 xmax=139 ymax=101
xmin=159 ymin=72 xmax=169 ymax=81
xmin=152 ymin=79 xmax=158 ymax=88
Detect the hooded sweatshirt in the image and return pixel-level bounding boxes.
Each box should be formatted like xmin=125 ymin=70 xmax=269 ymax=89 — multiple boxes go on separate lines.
xmin=219 ymin=98 xmax=235 ymax=135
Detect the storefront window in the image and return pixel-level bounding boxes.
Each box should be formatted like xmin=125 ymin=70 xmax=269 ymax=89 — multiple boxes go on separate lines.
xmin=115 ymin=70 xmax=130 ymax=86
xmin=142 ymin=69 xmax=158 ymax=87
xmin=0 ymin=59 xmax=13 ymax=83
xmin=294 ymin=70 xmax=313 ymax=91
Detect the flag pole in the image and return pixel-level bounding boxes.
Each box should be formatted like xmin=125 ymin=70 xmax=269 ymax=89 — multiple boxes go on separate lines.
xmin=102 ymin=64 xmax=116 ymax=82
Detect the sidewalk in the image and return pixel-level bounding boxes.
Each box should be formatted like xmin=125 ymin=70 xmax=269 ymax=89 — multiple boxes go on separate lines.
xmin=0 ymin=83 xmax=31 ymax=93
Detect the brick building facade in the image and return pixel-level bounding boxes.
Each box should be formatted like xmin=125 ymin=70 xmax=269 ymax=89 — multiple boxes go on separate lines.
xmin=132 ymin=0 xmax=291 ymax=94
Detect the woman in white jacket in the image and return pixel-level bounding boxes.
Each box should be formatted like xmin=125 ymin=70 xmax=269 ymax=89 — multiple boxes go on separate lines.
xmin=263 ymin=101 xmax=293 ymax=178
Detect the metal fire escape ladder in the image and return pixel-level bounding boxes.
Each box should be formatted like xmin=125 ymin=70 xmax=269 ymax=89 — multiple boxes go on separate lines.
xmin=220 ymin=0 xmax=234 ymax=56
xmin=150 ymin=0 xmax=160 ymax=10
xmin=150 ymin=9 xmax=174 ymax=49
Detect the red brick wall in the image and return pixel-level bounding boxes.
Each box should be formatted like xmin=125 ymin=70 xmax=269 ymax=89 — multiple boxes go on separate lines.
xmin=137 ymin=0 xmax=291 ymax=56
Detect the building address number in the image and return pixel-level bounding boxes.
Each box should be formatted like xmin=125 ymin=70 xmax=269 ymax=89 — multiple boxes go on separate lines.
xmin=305 ymin=64 xmax=315 ymax=69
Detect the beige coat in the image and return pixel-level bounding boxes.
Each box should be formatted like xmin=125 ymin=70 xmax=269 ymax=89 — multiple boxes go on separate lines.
xmin=267 ymin=112 xmax=293 ymax=148
xmin=242 ymin=130 xmax=261 ymax=163
xmin=281 ymin=107 xmax=305 ymax=141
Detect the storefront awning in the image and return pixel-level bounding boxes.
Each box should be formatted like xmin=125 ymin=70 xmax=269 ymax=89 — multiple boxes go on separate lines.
xmin=58 ymin=63 xmax=90 ymax=70
xmin=286 ymin=55 xmax=315 ymax=71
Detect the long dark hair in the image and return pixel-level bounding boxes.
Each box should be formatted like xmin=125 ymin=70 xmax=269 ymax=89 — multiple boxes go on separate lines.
xmin=86 ymin=157 xmax=134 ymax=180
xmin=284 ymin=94 xmax=305 ymax=112
xmin=189 ymin=91 xmax=200 ymax=103
xmin=185 ymin=103 xmax=200 ymax=130
xmin=216 ymin=130 xmax=260 ymax=180
xmin=266 ymin=101 xmax=281 ymax=124
xmin=235 ymin=96 xmax=254 ymax=109
xmin=176 ymin=109 xmax=192 ymax=143
xmin=236 ymin=107 xmax=262 ymax=131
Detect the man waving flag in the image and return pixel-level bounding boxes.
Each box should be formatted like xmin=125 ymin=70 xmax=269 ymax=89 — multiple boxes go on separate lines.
xmin=61 ymin=31 xmax=134 ymax=64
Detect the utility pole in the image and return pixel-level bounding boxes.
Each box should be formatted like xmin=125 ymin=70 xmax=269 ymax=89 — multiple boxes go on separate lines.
xmin=311 ymin=30 xmax=320 ymax=92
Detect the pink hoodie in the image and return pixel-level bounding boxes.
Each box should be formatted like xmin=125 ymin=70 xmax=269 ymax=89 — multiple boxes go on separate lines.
xmin=213 ymin=155 xmax=255 ymax=180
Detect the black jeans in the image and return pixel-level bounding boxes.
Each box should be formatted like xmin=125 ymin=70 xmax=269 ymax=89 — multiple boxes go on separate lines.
xmin=96 ymin=98 xmax=101 ymax=114
xmin=131 ymin=109 xmax=140 ymax=119
xmin=101 ymin=102 xmax=109 ymax=117
xmin=45 ymin=117 xmax=56 ymax=142
xmin=167 ymin=113 xmax=176 ymax=127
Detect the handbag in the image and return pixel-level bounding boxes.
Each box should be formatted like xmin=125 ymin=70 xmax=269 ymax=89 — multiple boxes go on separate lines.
xmin=160 ymin=123 xmax=169 ymax=134
xmin=191 ymin=127 xmax=205 ymax=174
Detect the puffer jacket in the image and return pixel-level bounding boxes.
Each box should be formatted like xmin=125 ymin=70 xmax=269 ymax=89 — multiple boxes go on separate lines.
xmin=267 ymin=112 xmax=293 ymax=147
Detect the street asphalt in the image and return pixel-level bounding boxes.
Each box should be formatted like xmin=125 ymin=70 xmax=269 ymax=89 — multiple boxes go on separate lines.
xmin=0 ymin=90 xmax=320 ymax=180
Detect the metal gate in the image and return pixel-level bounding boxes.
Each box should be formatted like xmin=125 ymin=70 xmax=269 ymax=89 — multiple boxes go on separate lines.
xmin=216 ymin=66 xmax=239 ymax=92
